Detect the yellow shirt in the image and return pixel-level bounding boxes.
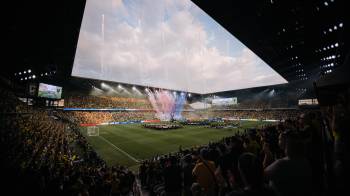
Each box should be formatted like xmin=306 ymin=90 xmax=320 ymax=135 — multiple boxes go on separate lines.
xmin=192 ymin=160 xmax=216 ymax=191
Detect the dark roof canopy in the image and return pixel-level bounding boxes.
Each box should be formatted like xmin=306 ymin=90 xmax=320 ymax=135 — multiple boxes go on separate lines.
xmin=3 ymin=0 xmax=348 ymax=89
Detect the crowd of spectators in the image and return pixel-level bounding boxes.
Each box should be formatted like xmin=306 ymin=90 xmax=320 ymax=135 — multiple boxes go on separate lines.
xmin=2 ymin=81 xmax=349 ymax=195
xmin=0 ymin=87 xmax=138 ymax=195
xmin=69 ymin=111 xmax=156 ymax=124
xmin=138 ymin=108 xmax=349 ymax=196
xmin=63 ymin=94 xmax=303 ymax=124
xmin=183 ymin=109 xmax=305 ymax=121
xmin=210 ymin=96 xmax=292 ymax=110
xmin=62 ymin=109 xmax=307 ymax=125
xmin=65 ymin=109 xmax=303 ymax=125
xmin=66 ymin=95 xmax=153 ymax=110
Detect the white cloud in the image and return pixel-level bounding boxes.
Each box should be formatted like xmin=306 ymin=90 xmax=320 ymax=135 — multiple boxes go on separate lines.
xmin=72 ymin=0 xmax=287 ymax=94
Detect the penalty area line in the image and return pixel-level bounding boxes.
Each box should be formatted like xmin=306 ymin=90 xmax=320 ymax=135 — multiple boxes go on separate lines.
xmin=98 ymin=135 xmax=140 ymax=163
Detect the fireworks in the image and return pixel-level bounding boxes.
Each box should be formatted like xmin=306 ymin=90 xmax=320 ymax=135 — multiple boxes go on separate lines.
xmin=145 ymin=89 xmax=186 ymax=121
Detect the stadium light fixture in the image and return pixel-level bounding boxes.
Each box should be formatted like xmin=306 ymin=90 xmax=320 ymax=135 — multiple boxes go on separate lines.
xmin=19 ymin=72 xmax=22 ymax=75
xmin=25 ymin=77 xmax=27 ymax=80
xmin=24 ymin=71 xmax=27 ymax=74
xmin=28 ymin=69 xmax=31 ymax=73
xmin=93 ymin=86 xmax=103 ymax=92
xmin=33 ymin=75 xmax=36 ymax=79
xmin=101 ymin=83 xmax=117 ymax=93
xmin=101 ymin=82 xmax=109 ymax=90
xmin=132 ymin=86 xmax=143 ymax=95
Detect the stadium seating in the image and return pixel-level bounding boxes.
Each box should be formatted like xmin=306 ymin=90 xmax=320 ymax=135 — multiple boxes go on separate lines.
xmin=1 ymin=83 xmax=348 ymax=196
xmin=183 ymin=109 xmax=305 ymax=121
xmin=0 ymin=87 xmax=137 ymax=195
xmin=66 ymin=95 xmax=153 ymax=109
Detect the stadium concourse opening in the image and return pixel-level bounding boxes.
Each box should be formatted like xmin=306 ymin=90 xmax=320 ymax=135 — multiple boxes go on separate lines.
xmin=2 ymin=0 xmax=349 ymax=195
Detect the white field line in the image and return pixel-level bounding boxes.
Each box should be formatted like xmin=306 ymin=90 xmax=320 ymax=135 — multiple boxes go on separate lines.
xmin=98 ymin=135 xmax=140 ymax=163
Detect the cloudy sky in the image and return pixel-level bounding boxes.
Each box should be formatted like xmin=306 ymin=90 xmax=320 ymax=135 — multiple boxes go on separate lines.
xmin=72 ymin=0 xmax=287 ymax=94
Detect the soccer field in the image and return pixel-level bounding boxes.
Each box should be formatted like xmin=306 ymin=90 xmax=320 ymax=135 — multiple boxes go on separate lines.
xmin=80 ymin=121 xmax=270 ymax=170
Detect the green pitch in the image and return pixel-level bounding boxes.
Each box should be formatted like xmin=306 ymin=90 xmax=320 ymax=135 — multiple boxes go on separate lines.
xmin=80 ymin=121 xmax=270 ymax=170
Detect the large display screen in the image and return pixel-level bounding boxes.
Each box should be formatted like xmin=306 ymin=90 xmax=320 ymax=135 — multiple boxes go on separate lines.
xmin=298 ymin=99 xmax=318 ymax=105
xmin=212 ymin=97 xmax=238 ymax=105
xmin=38 ymin=83 xmax=62 ymax=99
xmin=72 ymin=0 xmax=287 ymax=94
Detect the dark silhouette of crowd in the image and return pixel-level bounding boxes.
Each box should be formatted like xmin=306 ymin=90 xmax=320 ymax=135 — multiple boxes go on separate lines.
xmin=138 ymin=108 xmax=350 ymax=196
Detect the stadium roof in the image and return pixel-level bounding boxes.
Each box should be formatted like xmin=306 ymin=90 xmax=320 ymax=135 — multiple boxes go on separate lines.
xmin=3 ymin=0 xmax=348 ymax=94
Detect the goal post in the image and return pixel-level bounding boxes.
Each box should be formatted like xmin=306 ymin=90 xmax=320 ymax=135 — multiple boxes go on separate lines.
xmin=87 ymin=126 xmax=99 ymax=136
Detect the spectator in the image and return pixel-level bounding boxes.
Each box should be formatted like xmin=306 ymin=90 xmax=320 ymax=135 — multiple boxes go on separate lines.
xmin=192 ymin=148 xmax=217 ymax=196
xmin=163 ymin=156 xmax=182 ymax=196
xmin=182 ymin=154 xmax=195 ymax=196
xmin=227 ymin=153 xmax=275 ymax=196
xmin=265 ymin=132 xmax=312 ymax=196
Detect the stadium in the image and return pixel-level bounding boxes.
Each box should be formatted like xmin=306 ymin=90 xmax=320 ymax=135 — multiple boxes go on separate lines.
xmin=1 ymin=0 xmax=349 ymax=195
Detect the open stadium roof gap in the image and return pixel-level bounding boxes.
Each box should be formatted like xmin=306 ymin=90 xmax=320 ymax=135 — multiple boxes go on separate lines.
xmin=71 ymin=0 xmax=287 ymax=94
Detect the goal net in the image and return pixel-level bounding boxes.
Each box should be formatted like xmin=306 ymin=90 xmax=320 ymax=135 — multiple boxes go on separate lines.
xmin=87 ymin=126 xmax=99 ymax=136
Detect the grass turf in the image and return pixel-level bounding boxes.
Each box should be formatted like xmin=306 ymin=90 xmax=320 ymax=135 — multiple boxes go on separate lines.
xmin=80 ymin=121 xmax=270 ymax=169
